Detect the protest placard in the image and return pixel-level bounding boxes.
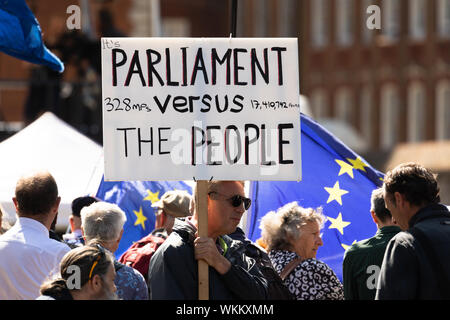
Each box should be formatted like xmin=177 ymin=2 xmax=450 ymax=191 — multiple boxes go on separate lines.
xmin=101 ymin=37 xmax=301 ymax=181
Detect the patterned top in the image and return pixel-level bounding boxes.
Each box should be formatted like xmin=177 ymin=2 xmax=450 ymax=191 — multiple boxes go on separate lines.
xmin=269 ymin=250 xmax=344 ymax=300
xmin=115 ymin=262 xmax=149 ymax=300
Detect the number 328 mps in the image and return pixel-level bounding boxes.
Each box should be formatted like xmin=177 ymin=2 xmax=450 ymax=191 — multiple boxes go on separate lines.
xmin=104 ymin=97 xmax=151 ymax=112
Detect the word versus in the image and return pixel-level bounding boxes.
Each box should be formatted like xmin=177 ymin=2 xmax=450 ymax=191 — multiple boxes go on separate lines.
xmin=104 ymin=94 xmax=244 ymax=114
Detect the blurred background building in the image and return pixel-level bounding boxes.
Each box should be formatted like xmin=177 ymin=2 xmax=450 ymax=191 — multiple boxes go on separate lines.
xmin=0 ymin=0 xmax=449 ymax=201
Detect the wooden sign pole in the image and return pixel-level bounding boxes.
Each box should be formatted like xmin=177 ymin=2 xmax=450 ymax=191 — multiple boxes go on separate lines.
xmin=196 ymin=180 xmax=209 ymax=300
xmin=197 ymin=0 xmax=238 ymax=301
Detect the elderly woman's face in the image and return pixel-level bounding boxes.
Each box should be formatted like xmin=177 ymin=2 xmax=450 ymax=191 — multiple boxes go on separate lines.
xmin=292 ymin=221 xmax=323 ymax=259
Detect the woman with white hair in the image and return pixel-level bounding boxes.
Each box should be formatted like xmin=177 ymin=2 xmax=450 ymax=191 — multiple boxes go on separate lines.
xmin=260 ymin=201 xmax=344 ymax=300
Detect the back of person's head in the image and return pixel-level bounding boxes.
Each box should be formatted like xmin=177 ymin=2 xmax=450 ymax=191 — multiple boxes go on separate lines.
xmin=14 ymin=170 xmax=58 ymax=216
xmin=370 ymin=188 xmax=392 ymax=223
xmin=384 ymin=162 xmax=440 ymax=207
xmin=40 ymin=244 xmax=115 ymax=299
xmin=152 ymin=190 xmax=192 ymax=218
xmin=81 ymin=201 xmax=126 ymax=242
xmin=259 ymin=201 xmax=325 ymax=251
xmin=72 ymin=196 xmax=99 ymax=218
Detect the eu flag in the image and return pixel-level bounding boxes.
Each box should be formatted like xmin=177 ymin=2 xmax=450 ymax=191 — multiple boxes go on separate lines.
xmin=96 ymin=178 xmax=192 ymax=259
xmin=0 ymin=0 xmax=64 ymax=72
xmin=246 ymin=114 xmax=384 ymax=281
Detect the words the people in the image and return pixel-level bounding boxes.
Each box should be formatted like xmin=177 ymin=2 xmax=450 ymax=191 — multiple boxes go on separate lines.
xmin=116 ymin=122 xmax=295 ymax=167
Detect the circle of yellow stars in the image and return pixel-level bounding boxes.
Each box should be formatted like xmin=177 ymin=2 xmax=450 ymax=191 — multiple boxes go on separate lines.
xmin=323 ymin=157 xmax=369 ymax=251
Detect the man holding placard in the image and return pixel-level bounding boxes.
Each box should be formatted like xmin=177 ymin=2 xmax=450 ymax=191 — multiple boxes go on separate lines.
xmin=101 ymin=37 xmax=300 ymax=300
xmin=148 ymin=180 xmax=269 ymax=300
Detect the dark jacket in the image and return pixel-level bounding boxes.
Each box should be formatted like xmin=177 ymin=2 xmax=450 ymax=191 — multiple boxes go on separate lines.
xmin=148 ymin=220 xmax=269 ymax=300
xmin=376 ymin=204 xmax=450 ymax=300
xmin=343 ymin=226 xmax=401 ymax=300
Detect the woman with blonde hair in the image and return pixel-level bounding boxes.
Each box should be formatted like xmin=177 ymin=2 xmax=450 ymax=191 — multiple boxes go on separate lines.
xmin=260 ymin=201 xmax=343 ymax=300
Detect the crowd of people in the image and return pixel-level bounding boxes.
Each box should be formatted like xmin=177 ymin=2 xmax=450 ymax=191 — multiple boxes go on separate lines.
xmin=0 ymin=162 xmax=449 ymax=300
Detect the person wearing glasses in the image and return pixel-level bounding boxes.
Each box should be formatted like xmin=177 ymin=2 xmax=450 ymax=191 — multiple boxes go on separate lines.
xmin=37 ymin=244 xmax=118 ymax=300
xmin=259 ymin=202 xmax=344 ymax=300
xmin=0 ymin=171 xmax=71 ymax=299
xmin=80 ymin=201 xmax=149 ymax=300
xmin=148 ymin=180 xmax=269 ymax=299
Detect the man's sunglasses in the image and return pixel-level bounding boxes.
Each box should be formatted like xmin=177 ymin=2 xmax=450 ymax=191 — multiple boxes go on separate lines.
xmin=208 ymin=192 xmax=252 ymax=210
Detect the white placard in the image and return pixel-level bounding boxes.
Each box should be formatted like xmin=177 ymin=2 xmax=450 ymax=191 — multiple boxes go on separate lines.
xmin=101 ymin=37 xmax=301 ymax=181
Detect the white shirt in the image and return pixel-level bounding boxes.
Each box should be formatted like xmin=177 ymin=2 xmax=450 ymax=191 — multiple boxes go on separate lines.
xmin=0 ymin=217 xmax=70 ymax=300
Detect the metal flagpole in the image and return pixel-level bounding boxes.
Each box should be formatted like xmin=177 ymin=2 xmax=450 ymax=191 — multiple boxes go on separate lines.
xmin=231 ymin=0 xmax=238 ymax=37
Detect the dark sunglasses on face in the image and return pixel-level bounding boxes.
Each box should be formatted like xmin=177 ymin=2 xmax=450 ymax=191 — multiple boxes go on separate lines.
xmin=208 ymin=191 xmax=252 ymax=210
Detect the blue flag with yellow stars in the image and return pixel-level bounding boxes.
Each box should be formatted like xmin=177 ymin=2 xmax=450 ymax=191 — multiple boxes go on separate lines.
xmin=246 ymin=113 xmax=384 ymax=281
xmin=0 ymin=0 xmax=64 ymax=72
xmin=96 ymin=178 xmax=192 ymax=259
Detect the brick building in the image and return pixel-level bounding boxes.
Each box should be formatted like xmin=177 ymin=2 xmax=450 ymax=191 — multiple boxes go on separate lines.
xmin=0 ymin=0 xmax=229 ymax=140
xmin=1 ymin=0 xmax=449 ymax=155
xmin=235 ymin=0 xmax=450 ymax=151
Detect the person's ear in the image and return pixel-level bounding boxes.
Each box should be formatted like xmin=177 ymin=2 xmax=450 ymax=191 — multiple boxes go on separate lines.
xmin=370 ymin=211 xmax=378 ymax=224
xmin=155 ymin=211 xmax=161 ymax=227
xmin=69 ymin=216 xmax=75 ymax=232
xmin=394 ymin=192 xmax=404 ymax=207
xmin=117 ymin=229 xmax=124 ymax=245
xmin=160 ymin=212 xmax=167 ymax=226
xmin=90 ymin=274 xmax=103 ymax=293
xmin=12 ymin=197 xmax=19 ymax=212
xmin=81 ymin=226 xmax=86 ymax=242
xmin=53 ymin=197 xmax=61 ymax=213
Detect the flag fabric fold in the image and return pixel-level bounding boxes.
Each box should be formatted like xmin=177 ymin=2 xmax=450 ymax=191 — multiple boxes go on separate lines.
xmin=247 ymin=113 xmax=384 ymax=281
xmin=96 ymin=178 xmax=192 ymax=259
xmin=0 ymin=0 xmax=64 ymax=72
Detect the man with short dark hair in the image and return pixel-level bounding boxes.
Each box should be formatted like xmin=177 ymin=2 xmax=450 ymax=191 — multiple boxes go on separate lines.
xmin=148 ymin=181 xmax=269 ymax=300
xmin=62 ymin=195 xmax=99 ymax=247
xmin=0 ymin=171 xmax=70 ymax=299
xmin=376 ymin=162 xmax=450 ymax=299
xmin=343 ymin=188 xmax=400 ymax=300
